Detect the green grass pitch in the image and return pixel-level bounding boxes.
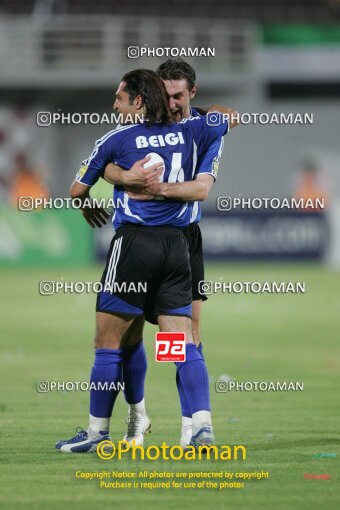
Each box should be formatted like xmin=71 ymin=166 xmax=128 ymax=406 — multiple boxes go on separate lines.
xmin=0 ymin=263 xmax=339 ymax=510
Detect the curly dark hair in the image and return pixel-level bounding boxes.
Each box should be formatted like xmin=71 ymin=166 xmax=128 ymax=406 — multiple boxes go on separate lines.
xmin=122 ymin=69 xmax=172 ymax=125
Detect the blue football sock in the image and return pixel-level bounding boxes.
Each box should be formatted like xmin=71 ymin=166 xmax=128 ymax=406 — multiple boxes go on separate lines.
xmin=176 ymin=367 xmax=192 ymax=418
xmin=90 ymin=348 xmax=123 ymax=418
xmin=176 ymin=343 xmax=210 ymax=415
xmin=176 ymin=342 xmax=205 ymax=417
xmin=122 ymin=340 xmax=147 ymax=405
xmin=176 ymin=342 xmax=204 ymax=418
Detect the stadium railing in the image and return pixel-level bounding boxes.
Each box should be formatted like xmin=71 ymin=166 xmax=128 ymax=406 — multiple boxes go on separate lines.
xmin=0 ymin=15 xmax=258 ymax=89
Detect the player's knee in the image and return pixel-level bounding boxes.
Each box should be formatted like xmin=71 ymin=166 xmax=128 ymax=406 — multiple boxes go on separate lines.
xmin=191 ymin=317 xmax=201 ymax=346
xmin=94 ymin=326 xmax=121 ymax=349
xmin=122 ymin=316 xmax=145 ymax=347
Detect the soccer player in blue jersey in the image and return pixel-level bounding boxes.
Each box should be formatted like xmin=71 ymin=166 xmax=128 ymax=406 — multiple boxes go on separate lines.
xmin=102 ymin=59 xmax=238 ymax=448
xmin=55 ymin=69 xmax=230 ymax=453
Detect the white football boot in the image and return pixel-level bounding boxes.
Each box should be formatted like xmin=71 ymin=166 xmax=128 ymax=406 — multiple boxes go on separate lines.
xmin=180 ymin=417 xmax=193 ymax=449
xmin=123 ymin=408 xmax=151 ymax=446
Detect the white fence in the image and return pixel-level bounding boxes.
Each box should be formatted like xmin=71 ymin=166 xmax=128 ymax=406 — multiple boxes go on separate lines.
xmin=0 ymin=15 xmax=257 ymax=88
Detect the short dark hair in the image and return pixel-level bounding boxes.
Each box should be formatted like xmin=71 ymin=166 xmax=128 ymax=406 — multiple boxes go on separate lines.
xmin=156 ymin=58 xmax=196 ymax=91
xmin=121 ymin=69 xmax=171 ymax=125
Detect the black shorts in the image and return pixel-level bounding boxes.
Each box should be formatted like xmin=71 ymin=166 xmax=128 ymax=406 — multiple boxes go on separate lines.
xmin=183 ymin=222 xmax=207 ymax=301
xmin=96 ymin=225 xmax=192 ymax=322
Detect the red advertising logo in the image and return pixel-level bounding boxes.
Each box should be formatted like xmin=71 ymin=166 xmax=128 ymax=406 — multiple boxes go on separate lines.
xmin=155 ymin=332 xmax=186 ymax=362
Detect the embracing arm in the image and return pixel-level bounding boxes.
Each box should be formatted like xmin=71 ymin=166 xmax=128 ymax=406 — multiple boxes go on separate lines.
xmin=158 ymin=174 xmax=214 ymax=201
xmin=104 ymin=156 xmax=164 ymax=188
xmin=70 ymin=180 xmax=109 ymax=229
xmin=126 ymin=173 xmax=214 ymax=202
xmin=70 ymin=180 xmax=90 ymax=200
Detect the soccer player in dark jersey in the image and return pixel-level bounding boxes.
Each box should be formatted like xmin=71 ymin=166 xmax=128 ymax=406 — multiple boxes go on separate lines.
xmin=102 ymin=59 xmax=238 ymax=448
xmin=55 ymin=69 xmax=229 ymax=453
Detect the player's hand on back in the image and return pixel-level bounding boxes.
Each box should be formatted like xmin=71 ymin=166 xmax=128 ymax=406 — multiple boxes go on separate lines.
xmin=104 ymin=156 xmax=164 ymax=188
xmin=81 ymin=204 xmax=110 ymax=228
xmin=125 ymin=156 xmax=164 ymax=187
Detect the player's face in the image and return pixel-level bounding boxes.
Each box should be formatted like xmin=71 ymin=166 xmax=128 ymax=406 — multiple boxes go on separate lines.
xmin=113 ymin=81 xmax=142 ymax=124
xmin=162 ymin=79 xmax=197 ymax=121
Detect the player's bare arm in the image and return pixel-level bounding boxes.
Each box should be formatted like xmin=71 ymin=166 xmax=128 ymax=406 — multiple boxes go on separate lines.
xmin=103 ymin=156 xmax=164 ymax=188
xmin=70 ymin=180 xmax=110 ymax=229
xmin=126 ymin=174 xmax=214 ymax=201
xmin=159 ymin=173 xmax=214 ymax=200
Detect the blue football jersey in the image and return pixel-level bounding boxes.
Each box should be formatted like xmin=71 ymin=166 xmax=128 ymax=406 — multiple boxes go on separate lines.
xmin=76 ymin=116 xmax=228 ymax=230
xmin=189 ymin=106 xmax=224 ymax=223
